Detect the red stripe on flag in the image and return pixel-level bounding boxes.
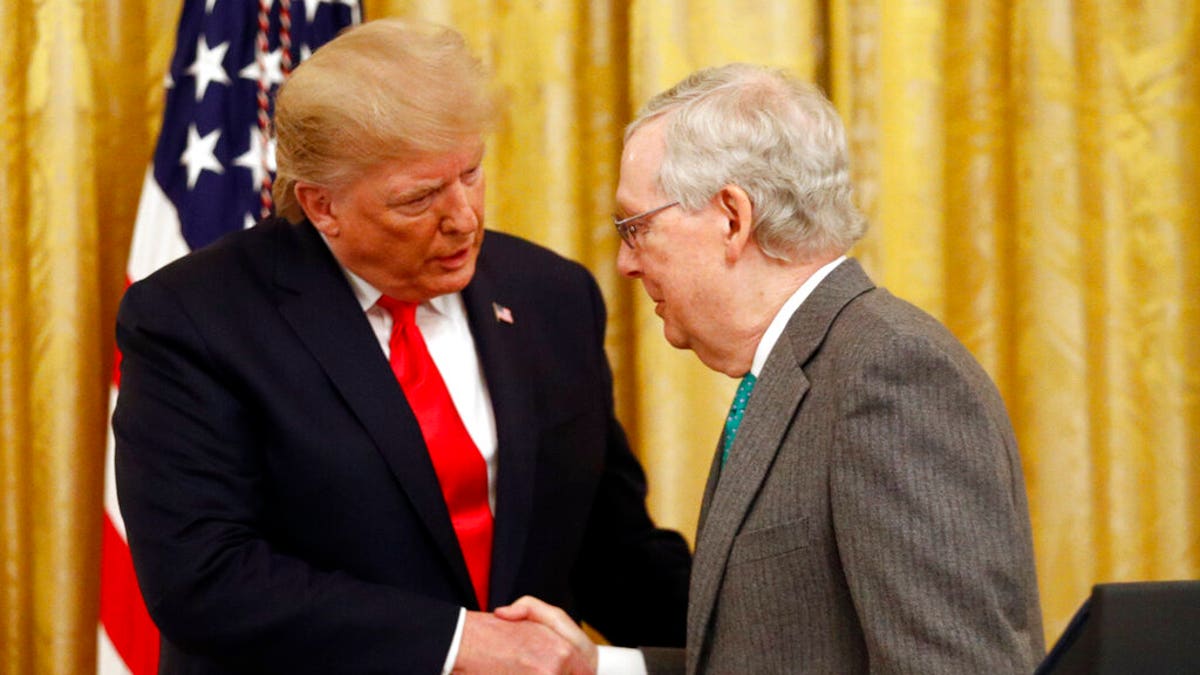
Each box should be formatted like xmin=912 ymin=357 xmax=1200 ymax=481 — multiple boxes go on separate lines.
xmin=99 ymin=514 xmax=160 ymax=675
xmin=111 ymin=349 xmax=123 ymax=389
xmin=111 ymin=277 xmax=131 ymax=388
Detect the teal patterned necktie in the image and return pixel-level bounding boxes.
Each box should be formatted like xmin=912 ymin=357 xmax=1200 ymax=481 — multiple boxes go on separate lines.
xmin=720 ymin=373 xmax=758 ymax=468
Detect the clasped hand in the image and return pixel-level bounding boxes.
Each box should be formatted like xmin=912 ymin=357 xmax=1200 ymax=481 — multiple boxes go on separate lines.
xmin=454 ymin=596 xmax=598 ymax=674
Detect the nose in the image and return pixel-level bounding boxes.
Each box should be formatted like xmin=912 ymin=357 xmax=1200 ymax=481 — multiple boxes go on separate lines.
xmin=616 ymin=242 xmax=641 ymax=278
xmin=439 ymin=181 xmax=478 ymax=234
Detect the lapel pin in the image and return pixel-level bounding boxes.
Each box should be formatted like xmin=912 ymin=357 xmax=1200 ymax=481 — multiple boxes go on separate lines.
xmin=492 ymin=302 xmax=514 ymax=325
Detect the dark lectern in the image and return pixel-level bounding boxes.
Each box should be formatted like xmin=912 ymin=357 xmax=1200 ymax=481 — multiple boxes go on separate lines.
xmin=1034 ymin=580 xmax=1200 ymax=674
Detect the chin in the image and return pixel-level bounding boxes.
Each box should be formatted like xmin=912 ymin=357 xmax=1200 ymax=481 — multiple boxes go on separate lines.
xmin=405 ymin=260 xmax=476 ymax=302
xmin=440 ymin=259 xmax=478 ymax=294
xmin=663 ymin=325 xmax=691 ymax=352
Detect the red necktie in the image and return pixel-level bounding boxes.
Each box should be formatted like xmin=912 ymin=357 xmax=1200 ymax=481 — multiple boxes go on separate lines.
xmin=377 ymin=297 xmax=493 ymax=610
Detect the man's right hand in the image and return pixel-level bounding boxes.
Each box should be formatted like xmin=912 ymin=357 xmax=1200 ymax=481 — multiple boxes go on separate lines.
xmin=453 ymin=610 xmax=595 ymax=674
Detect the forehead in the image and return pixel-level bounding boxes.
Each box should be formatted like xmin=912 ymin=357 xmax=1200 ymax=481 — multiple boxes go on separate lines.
xmin=364 ymin=136 xmax=485 ymax=189
xmin=617 ymin=118 xmax=668 ymax=204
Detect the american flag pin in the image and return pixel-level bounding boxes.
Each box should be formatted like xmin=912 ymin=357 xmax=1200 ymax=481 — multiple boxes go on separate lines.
xmin=492 ymin=302 xmax=514 ymax=324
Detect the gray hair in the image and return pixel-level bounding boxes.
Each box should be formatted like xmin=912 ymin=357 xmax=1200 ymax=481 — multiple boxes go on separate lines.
xmin=272 ymin=18 xmax=498 ymax=223
xmin=627 ymin=63 xmax=867 ymax=262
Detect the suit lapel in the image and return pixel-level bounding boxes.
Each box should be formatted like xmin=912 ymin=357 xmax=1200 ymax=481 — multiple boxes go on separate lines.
xmin=270 ymin=220 xmax=477 ymax=605
xmin=460 ymin=243 xmax=538 ymax=608
xmin=687 ymin=259 xmax=876 ymax=671
xmin=694 ymin=439 xmax=725 ymax=541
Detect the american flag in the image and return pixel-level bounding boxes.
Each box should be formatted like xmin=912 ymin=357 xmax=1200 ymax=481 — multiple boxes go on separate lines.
xmin=492 ymin=302 xmax=515 ymax=325
xmin=98 ymin=2 xmax=359 ymax=673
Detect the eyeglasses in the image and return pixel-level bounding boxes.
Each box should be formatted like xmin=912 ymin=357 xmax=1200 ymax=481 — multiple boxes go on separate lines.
xmin=613 ymin=201 xmax=679 ymax=249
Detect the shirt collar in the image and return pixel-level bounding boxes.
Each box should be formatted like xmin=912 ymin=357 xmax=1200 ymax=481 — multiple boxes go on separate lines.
xmin=749 ymin=255 xmax=846 ymax=377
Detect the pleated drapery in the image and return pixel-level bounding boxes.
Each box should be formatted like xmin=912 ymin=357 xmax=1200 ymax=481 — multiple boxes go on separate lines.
xmin=2 ymin=2 xmax=1197 ymax=672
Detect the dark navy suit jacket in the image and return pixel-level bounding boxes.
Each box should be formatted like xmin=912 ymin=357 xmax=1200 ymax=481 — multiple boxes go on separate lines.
xmin=114 ymin=218 xmax=690 ymax=674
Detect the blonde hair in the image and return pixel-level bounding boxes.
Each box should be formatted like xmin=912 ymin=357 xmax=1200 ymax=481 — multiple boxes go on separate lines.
xmin=272 ymin=18 xmax=498 ymax=222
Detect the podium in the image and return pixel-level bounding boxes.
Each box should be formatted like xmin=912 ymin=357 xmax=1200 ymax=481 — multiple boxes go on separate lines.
xmin=1035 ymin=580 xmax=1200 ymax=674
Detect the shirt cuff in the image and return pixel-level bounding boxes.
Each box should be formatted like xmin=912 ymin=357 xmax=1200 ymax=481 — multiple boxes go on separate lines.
xmin=441 ymin=608 xmax=467 ymax=675
xmin=597 ymin=645 xmax=648 ymax=675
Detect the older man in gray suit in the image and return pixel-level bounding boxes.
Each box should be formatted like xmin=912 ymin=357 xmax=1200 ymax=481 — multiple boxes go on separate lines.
xmin=599 ymin=63 xmax=1044 ymax=674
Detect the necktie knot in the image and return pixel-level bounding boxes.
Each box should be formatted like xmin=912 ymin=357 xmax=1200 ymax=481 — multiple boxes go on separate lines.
xmin=720 ymin=372 xmax=757 ymax=467
xmin=377 ymin=296 xmax=417 ymax=325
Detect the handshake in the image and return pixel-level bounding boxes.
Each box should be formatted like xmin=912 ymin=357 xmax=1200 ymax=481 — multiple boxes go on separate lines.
xmin=456 ymin=596 xmax=600 ymax=674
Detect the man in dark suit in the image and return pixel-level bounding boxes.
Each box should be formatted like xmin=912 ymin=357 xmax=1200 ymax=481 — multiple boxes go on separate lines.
xmin=603 ymin=64 xmax=1043 ymax=673
xmin=113 ymin=18 xmax=689 ymax=674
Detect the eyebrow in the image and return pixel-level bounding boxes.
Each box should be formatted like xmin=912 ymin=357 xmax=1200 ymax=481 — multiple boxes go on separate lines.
xmin=387 ymin=153 xmax=486 ymax=205
xmin=391 ymin=183 xmax=442 ymax=204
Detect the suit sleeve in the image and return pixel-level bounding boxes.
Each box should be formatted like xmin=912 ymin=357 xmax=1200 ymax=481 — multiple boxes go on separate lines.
xmin=114 ymin=278 xmax=458 ymax=674
xmin=830 ymin=331 xmax=1042 ymax=673
xmin=568 ymin=272 xmax=692 ymax=648
xmin=640 ymin=647 xmax=685 ymax=675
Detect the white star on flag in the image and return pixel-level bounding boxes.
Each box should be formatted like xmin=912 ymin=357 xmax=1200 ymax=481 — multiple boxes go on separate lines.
xmin=299 ymin=0 xmax=331 ymax=22
xmin=187 ymin=36 xmax=231 ymax=101
xmin=180 ymin=124 xmax=224 ymax=189
xmin=233 ymin=126 xmax=276 ymax=193
xmin=238 ymin=47 xmax=285 ymax=87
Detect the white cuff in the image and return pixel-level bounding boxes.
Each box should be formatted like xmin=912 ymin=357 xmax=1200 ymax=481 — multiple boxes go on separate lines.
xmin=441 ymin=608 xmax=467 ymax=675
xmin=597 ymin=645 xmax=648 ymax=675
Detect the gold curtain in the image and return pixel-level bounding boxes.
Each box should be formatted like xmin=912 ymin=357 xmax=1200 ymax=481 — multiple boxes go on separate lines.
xmin=1 ymin=1 xmax=1197 ymax=672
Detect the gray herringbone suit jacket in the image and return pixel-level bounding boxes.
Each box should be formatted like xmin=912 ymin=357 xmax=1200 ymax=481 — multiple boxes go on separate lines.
xmin=647 ymin=259 xmax=1044 ymax=675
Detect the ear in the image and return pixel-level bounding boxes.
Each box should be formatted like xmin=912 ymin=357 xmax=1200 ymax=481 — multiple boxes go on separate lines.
xmin=294 ymin=182 xmax=339 ymax=236
xmin=716 ymin=184 xmax=755 ymax=263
